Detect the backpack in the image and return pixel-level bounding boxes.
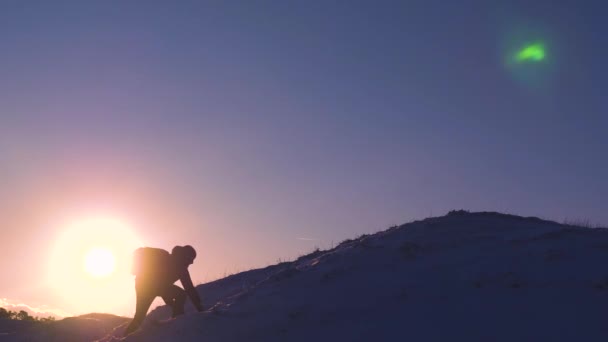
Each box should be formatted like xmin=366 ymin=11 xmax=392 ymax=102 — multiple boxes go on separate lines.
xmin=131 ymin=247 xmax=171 ymax=276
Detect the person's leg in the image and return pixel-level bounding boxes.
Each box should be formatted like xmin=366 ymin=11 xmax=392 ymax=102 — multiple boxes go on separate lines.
xmin=124 ymin=289 xmax=155 ymax=336
xmin=160 ymin=285 xmax=187 ymax=317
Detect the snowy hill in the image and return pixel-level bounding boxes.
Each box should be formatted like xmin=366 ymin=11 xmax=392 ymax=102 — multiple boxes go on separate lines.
xmin=7 ymin=211 xmax=608 ymax=341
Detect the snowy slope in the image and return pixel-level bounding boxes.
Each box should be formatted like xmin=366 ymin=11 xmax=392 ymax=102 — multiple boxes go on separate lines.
xmin=103 ymin=211 xmax=608 ymax=342
xmin=7 ymin=211 xmax=608 ymax=341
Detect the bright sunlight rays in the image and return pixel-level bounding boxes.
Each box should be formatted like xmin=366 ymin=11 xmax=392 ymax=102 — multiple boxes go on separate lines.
xmin=47 ymin=216 xmax=143 ymax=315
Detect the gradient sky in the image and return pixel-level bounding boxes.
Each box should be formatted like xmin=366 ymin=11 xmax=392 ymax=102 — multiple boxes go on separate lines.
xmin=1 ymin=1 xmax=607 ymax=316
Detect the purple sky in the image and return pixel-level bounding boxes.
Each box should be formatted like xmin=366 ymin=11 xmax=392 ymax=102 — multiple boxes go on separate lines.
xmin=1 ymin=1 xmax=606 ymax=315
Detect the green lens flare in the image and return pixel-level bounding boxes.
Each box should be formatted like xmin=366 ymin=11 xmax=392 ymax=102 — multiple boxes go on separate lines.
xmin=515 ymin=43 xmax=545 ymax=62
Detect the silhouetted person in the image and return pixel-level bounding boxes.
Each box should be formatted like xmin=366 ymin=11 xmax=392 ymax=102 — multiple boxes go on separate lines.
xmin=124 ymin=245 xmax=203 ymax=336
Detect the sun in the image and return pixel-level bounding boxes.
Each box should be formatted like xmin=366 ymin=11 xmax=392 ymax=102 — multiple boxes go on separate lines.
xmin=47 ymin=216 xmax=143 ymax=315
xmin=84 ymin=248 xmax=116 ymax=277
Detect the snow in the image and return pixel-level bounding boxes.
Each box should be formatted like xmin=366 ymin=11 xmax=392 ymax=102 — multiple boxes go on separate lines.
xmin=4 ymin=211 xmax=608 ymax=341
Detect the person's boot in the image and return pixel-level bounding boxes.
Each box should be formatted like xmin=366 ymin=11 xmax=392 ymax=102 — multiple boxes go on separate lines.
xmin=172 ymin=292 xmax=186 ymax=317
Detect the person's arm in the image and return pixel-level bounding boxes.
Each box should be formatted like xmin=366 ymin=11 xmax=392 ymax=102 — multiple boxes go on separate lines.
xmin=180 ymin=270 xmax=203 ymax=312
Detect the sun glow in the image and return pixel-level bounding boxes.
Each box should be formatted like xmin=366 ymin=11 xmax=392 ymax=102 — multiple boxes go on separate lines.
xmin=84 ymin=248 xmax=116 ymax=277
xmin=47 ymin=216 xmax=143 ymax=315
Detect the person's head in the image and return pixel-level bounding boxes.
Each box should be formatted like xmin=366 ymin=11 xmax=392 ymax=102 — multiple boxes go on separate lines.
xmin=171 ymin=245 xmax=197 ymax=266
